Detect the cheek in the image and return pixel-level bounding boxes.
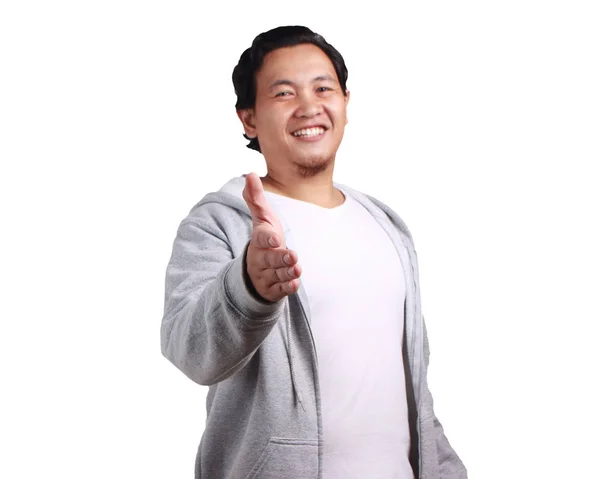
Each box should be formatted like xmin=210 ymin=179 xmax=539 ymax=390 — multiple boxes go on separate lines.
xmin=329 ymin=101 xmax=348 ymax=124
xmin=257 ymin=108 xmax=289 ymax=133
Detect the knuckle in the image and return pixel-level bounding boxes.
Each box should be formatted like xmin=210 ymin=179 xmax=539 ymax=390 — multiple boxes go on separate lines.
xmin=251 ymin=234 xmax=262 ymax=249
xmin=266 ymin=283 xmax=279 ymax=301
xmin=272 ymin=268 xmax=280 ymax=283
xmin=263 ymin=250 xmax=273 ymax=268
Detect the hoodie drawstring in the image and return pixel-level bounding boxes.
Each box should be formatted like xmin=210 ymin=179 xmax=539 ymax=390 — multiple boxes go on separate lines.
xmin=285 ymin=299 xmax=305 ymax=411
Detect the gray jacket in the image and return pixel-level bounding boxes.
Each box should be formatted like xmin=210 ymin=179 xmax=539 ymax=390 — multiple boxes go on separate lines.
xmin=161 ymin=175 xmax=467 ymax=478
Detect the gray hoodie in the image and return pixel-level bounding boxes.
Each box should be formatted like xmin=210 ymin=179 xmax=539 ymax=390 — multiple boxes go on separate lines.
xmin=161 ymin=175 xmax=468 ymax=479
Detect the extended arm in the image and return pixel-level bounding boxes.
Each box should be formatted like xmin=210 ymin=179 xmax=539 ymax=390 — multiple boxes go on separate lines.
xmin=160 ymin=205 xmax=284 ymax=385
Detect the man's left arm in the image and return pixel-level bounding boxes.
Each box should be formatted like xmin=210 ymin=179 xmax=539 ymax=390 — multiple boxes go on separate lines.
xmin=421 ymin=316 xmax=469 ymax=478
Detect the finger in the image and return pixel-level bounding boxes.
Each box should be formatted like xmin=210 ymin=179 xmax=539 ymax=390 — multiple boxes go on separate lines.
xmin=243 ymin=173 xmax=277 ymax=227
xmin=270 ymin=262 xmax=302 ymax=284
xmin=264 ymin=279 xmax=297 ymax=300
xmin=258 ymin=248 xmax=297 ymax=270
xmin=252 ymin=224 xmax=282 ymax=250
xmin=280 ymin=278 xmax=300 ymax=295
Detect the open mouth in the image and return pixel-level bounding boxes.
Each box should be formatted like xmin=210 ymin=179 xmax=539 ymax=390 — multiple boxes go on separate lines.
xmin=291 ymin=126 xmax=327 ymax=139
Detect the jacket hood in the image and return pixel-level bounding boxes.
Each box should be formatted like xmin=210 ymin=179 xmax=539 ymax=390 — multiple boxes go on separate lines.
xmin=188 ymin=174 xmax=415 ymax=243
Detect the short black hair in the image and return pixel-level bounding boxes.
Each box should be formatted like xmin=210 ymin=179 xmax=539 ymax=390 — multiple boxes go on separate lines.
xmin=232 ymin=25 xmax=349 ymax=153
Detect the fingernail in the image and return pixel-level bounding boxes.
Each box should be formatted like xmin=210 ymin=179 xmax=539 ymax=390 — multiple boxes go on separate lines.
xmin=283 ymin=253 xmax=291 ymax=264
xmin=268 ymin=237 xmax=277 ymax=247
xmin=287 ymin=267 xmax=295 ymax=277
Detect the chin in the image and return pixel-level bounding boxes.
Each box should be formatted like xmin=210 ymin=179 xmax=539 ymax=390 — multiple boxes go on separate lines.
xmin=293 ymin=153 xmax=334 ymax=178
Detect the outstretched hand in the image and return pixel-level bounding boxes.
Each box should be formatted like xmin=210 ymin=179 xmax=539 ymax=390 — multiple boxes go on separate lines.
xmin=242 ymin=173 xmax=302 ymax=302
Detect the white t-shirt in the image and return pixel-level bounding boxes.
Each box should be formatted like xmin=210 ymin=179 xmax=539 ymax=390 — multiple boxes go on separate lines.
xmin=264 ymin=189 xmax=413 ymax=479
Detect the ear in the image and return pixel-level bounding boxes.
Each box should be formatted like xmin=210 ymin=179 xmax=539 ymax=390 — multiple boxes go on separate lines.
xmin=344 ymin=89 xmax=351 ymax=124
xmin=237 ymin=109 xmax=257 ymax=138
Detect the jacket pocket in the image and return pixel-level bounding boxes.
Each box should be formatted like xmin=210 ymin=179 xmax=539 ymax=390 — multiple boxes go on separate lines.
xmin=245 ymin=438 xmax=318 ymax=479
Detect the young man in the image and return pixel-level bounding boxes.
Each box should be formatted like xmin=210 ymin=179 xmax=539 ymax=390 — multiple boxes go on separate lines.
xmin=161 ymin=26 xmax=467 ymax=479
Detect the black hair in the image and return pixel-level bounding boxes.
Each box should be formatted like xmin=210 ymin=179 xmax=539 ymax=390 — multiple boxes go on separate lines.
xmin=232 ymin=26 xmax=349 ymax=153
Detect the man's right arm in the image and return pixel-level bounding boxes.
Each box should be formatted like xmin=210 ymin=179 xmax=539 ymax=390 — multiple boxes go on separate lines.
xmin=160 ymin=206 xmax=284 ymax=386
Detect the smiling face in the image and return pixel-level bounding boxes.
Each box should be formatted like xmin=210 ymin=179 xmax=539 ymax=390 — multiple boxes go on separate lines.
xmin=238 ymin=43 xmax=350 ymax=178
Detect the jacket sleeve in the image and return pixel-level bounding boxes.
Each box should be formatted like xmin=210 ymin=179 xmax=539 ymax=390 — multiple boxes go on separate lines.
xmin=422 ymin=316 xmax=468 ymax=478
xmin=160 ymin=204 xmax=285 ymax=385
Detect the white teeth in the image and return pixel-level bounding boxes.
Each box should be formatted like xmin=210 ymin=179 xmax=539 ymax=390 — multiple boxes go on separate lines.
xmin=293 ymin=127 xmax=325 ymax=137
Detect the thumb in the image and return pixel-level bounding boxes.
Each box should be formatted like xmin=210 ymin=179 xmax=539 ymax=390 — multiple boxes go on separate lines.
xmin=242 ymin=173 xmax=278 ymax=228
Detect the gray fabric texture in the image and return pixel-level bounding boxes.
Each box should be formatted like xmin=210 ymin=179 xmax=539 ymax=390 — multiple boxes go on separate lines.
xmin=161 ymin=175 xmax=467 ymax=478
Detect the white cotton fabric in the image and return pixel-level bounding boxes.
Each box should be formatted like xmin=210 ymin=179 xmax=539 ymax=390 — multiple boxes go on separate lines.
xmin=264 ymin=189 xmax=413 ymax=479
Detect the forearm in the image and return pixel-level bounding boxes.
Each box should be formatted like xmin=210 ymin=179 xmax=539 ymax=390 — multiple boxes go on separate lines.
xmin=161 ymin=248 xmax=284 ymax=384
xmin=433 ymin=414 xmax=468 ymax=478
xmin=421 ymin=316 xmax=468 ymax=478
xmin=161 ymin=212 xmax=285 ymax=384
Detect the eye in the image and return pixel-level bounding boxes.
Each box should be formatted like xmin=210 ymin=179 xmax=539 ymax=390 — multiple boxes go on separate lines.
xmin=275 ymin=91 xmax=292 ymax=97
xmin=317 ymin=86 xmax=333 ymax=92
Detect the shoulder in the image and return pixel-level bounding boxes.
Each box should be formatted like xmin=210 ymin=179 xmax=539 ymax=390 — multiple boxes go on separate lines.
xmin=181 ymin=176 xmax=250 ymax=227
xmin=336 ymin=181 xmax=415 ymax=242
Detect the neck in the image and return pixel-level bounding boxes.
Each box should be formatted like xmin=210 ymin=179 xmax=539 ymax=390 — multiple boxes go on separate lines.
xmin=260 ymin=168 xmax=344 ymax=209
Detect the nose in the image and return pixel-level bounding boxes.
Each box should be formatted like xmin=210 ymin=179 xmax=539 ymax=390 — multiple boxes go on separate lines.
xmin=295 ymin=91 xmax=323 ymax=119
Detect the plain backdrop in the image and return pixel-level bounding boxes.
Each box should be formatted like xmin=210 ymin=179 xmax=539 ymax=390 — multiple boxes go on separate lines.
xmin=1 ymin=1 xmax=599 ymax=478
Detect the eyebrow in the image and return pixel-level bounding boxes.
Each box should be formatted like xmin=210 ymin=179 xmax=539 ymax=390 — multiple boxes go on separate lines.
xmin=268 ymin=75 xmax=337 ymax=91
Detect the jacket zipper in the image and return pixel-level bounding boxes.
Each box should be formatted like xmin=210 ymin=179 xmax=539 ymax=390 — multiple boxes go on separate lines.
xmin=293 ymin=291 xmax=318 ymax=365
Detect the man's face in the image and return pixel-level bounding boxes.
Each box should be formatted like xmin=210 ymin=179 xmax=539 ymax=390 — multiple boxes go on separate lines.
xmin=239 ymin=43 xmax=350 ymax=177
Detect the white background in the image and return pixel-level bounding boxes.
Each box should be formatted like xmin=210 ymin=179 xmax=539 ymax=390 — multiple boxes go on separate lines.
xmin=1 ymin=1 xmax=599 ymax=478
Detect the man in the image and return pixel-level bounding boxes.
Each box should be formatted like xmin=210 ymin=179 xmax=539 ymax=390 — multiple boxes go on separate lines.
xmin=161 ymin=25 xmax=467 ymax=479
